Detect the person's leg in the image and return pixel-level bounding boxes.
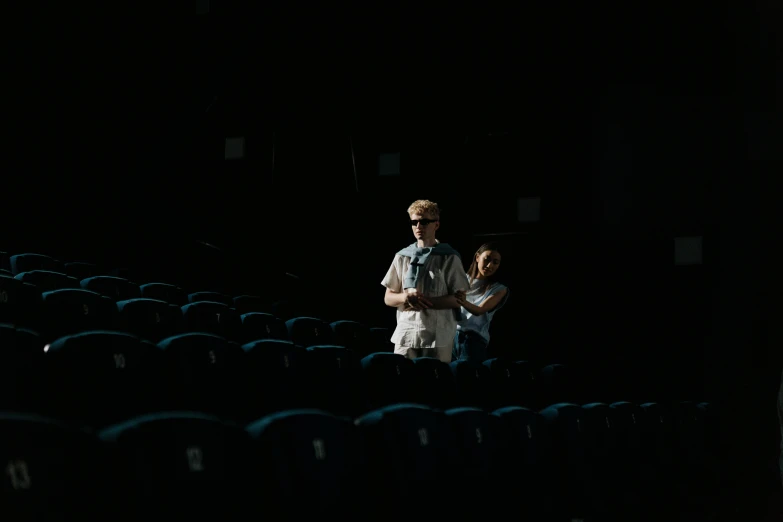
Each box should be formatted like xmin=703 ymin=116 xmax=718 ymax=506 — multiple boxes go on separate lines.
xmin=394 ymin=344 xmax=411 ymax=357
xmin=401 ymin=346 xmax=425 ymax=360
xmin=400 ymin=346 xmax=453 ymax=361
xmin=455 ymin=330 xmax=472 ymax=361
xmin=461 ymin=332 xmax=489 ymax=363
xmin=405 ymin=347 xmax=444 ymax=361
xmin=434 ymin=345 xmax=453 ymax=364
xmin=451 ymin=332 xmax=461 ymax=361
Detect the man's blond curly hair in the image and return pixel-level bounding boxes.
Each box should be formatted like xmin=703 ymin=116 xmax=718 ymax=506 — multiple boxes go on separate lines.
xmin=407 ymin=199 xmax=440 ymax=220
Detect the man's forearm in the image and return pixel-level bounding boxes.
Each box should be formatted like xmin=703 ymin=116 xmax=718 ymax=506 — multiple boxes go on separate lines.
xmin=384 ymin=291 xmax=408 ymax=307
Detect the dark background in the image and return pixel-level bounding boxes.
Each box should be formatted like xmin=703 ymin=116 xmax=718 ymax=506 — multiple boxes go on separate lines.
xmin=4 ymin=0 xmax=781 ymax=506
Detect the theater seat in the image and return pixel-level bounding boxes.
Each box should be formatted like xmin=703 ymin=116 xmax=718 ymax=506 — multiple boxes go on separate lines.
xmin=16 ymin=271 xmax=80 ymax=292
xmin=233 ymin=295 xmax=270 ymax=314
xmin=330 ymin=320 xmax=374 ymax=358
xmin=450 ymin=359 xmax=491 ymax=409
xmin=62 ymin=262 xmax=99 ymax=280
xmin=139 ymin=283 xmax=188 ymax=306
xmin=355 ymin=404 xmax=457 ymax=518
xmin=286 ymin=316 xmax=334 ymax=348
xmin=1 ymin=412 xmax=109 ymax=521
xmin=369 ymin=327 xmax=394 ymax=353
xmin=116 ymin=298 xmax=183 ymax=342
xmin=0 ymin=324 xmax=45 ymax=412
xmin=98 ymin=412 xmax=252 ymax=522
xmin=609 ymin=401 xmax=645 ymax=516
xmin=580 ymin=402 xmax=619 ymax=519
xmin=537 ymin=363 xmax=575 ymax=408
xmin=302 ymin=344 xmax=363 ymax=417
xmin=41 ymin=330 xmax=162 ymax=427
xmin=157 ymin=332 xmax=244 ymax=418
xmin=240 ymin=339 xmax=306 ymax=420
xmin=411 ymin=357 xmax=456 ymax=410
xmin=0 ymin=274 xmax=42 ymax=327
xmin=240 ymin=312 xmax=288 ymax=344
xmin=245 ymin=409 xmax=365 ymax=518
xmin=361 ymin=352 xmax=414 ymax=410
xmin=80 ymin=276 xmax=141 ymax=301
xmin=9 ymin=253 xmax=58 ymax=275
xmin=482 ymin=358 xmax=536 ymax=409
xmin=492 ymin=406 xmax=553 ymax=519
xmin=41 ymin=288 xmax=117 ymax=341
xmin=180 ymin=301 xmax=242 ymax=342
xmin=188 ymin=291 xmax=233 ymax=307
xmin=540 ymin=403 xmax=590 ymax=521
xmin=444 ymin=407 xmax=498 ymax=516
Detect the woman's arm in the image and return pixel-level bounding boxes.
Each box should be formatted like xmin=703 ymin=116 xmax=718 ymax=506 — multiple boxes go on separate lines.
xmin=457 ymin=288 xmax=508 ymax=316
xmin=427 ymin=294 xmax=461 ymax=310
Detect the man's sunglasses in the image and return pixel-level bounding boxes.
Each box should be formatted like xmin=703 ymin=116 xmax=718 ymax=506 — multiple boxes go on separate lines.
xmin=410 ymin=219 xmax=438 ymax=226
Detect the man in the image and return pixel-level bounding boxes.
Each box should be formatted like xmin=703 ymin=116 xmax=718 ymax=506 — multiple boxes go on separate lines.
xmin=381 ymin=199 xmax=468 ymax=363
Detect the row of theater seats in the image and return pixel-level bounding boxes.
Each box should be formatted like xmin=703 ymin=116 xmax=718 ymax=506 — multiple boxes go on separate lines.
xmin=2 ymin=326 xmax=579 ymax=425
xmin=2 ymin=401 xmax=721 ymax=522
xmin=2 ymin=251 xmax=725 ymax=520
xmin=1 ymin=256 xmax=394 ymax=352
xmin=1 ymin=252 xmax=285 ymax=314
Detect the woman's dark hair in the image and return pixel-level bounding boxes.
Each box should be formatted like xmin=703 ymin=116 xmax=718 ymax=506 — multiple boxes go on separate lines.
xmin=466 ymin=242 xmax=503 ymax=295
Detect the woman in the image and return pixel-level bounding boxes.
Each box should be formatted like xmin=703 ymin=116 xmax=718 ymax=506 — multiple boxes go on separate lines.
xmin=452 ymin=242 xmax=510 ymax=363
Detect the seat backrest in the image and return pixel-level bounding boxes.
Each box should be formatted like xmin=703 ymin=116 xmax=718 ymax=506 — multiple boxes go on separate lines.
xmin=355 ymin=404 xmax=456 ymax=517
xmin=2 ymin=412 xmax=108 ymax=520
xmin=16 ymin=270 xmax=80 ymax=292
xmin=360 ymin=352 xmax=415 ymax=410
xmin=139 ymin=283 xmax=188 ymax=306
xmin=41 ymin=330 xmax=162 ymax=427
xmin=98 ymin=412 xmax=252 ymax=520
xmin=9 ymin=253 xmax=58 ymax=275
xmin=285 ymin=316 xmax=334 ymax=348
xmin=80 ymin=276 xmax=141 ymax=301
xmin=157 ymin=332 xmax=245 ymax=418
xmin=245 ymin=409 xmax=365 ymax=517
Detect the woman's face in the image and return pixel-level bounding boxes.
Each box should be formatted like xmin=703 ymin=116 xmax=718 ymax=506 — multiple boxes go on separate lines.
xmin=476 ymin=250 xmax=501 ymax=278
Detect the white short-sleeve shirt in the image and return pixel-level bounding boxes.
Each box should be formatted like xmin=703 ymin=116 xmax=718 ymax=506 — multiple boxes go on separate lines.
xmin=381 ymin=252 xmax=468 ymax=349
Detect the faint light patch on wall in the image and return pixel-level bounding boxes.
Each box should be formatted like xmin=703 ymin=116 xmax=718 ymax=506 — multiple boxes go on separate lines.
xmin=225 ymin=137 xmax=245 ymax=160
xmin=674 ymin=236 xmax=703 ymax=265
xmin=196 ymin=0 xmax=210 ymax=15
xmin=517 ymin=197 xmax=541 ymax=222
xmin=378 ymin=152 xmax=400 ymax=176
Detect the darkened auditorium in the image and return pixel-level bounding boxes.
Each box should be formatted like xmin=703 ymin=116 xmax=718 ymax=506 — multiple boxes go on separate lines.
xmin=2 ymin=2 xmax=780 ymax=521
